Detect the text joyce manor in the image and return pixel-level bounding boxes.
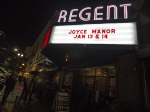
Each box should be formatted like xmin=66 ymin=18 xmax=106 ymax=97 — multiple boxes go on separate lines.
xmin=68 ymin=29 xmax=116 ymax=39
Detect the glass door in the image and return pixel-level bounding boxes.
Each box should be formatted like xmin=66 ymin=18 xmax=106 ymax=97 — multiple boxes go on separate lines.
xmin=84 ymin=65 xmax=116 ymax=102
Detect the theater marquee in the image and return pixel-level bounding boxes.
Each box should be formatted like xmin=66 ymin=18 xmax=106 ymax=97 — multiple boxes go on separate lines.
xmin=49 ymin=22 xmax=138 ymax=45
xmin=58 ymin=3 xmax=131 ymax=22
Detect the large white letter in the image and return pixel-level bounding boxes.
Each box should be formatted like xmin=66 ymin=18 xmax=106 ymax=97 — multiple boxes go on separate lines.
xmin=68 ymin=9 xmax=78 ymax=22
xmin=94 ymin=6 xmax=103 ymax=20
xmin=107 ymin=5 xmax=118 ymax=20
xmin=79 ymin=7 xmax=91 ymax=21
xmin=58 ymin=10 xmax=67 ymax=22
xmin=120 ymin=3 xmax=131 ymax=19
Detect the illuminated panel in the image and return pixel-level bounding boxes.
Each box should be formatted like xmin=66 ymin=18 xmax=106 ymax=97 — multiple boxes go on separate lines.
xmin=49 ymin=22 xmax=138 ymax=45
xmin=107 ymin=5 xmax=118 ymax=20
xmin=68 ymin=9 xmax=78 ymax=22
xmin=43 ymin=29 xmax=52 ymax=47
xmin=58 ymin=10 xmax=67 ymax=22
xmin=79 ymin=7 xmax=91 ymax=21
xmin=94 ymin=6 xmax=103 ymax=20
xmin=120 ymin=3 xmax=131 ymax=19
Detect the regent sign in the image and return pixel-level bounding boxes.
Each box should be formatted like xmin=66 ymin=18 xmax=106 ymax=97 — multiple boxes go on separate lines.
xmin=49 ymin=22 xmax=138 ymax=45
xmin=58 ymin=3 xmax=131 ymax=22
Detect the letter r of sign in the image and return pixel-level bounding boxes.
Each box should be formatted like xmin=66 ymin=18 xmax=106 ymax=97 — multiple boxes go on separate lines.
xmin=58 ymin=10 xmax=67 ymax=22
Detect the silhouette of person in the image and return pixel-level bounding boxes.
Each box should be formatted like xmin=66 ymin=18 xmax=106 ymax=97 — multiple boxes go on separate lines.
xmin=92 ymin=86 xmax=104 ymax=112
xmin=1 ymin=75 xmax=15 ymax=104
xmin=18 ymin=77 xmax=27 ymax=104
xmin=23 ymin=78 xmax=36 ymax=104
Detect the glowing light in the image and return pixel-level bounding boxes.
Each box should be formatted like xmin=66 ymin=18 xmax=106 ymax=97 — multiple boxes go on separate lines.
xmin=14 ymin=48 xmax=18 ymax=51
xmin=66 ymin=58 xmax=68 ymax=61
xmin=107 ymin=5 xmax=118 ymax=20
xmin=68 ymin=9 xmax=78 ymax=22
xmin=43 ymin=29 xmax=52 ymax=48
xmin=58 ymin=3 xmax=131 ymax=22
xmin=49 ymin=22 xmax=138 ymax=45
xmin=120 ymin=3 xmax=131 ymax=19
xmin=21 ymin=54 xmax=23 ymax=57
xmin=94 ymin=6 xmax=103 ymax=20
xmin=58 ymin=10 xmax=67 ymax=22
xmin=79 ymin=7 xmax=91 ymax=21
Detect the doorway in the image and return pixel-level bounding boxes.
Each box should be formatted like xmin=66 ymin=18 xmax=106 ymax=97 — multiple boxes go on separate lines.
xmin=83 ymin=65 xmax=116 ymax=102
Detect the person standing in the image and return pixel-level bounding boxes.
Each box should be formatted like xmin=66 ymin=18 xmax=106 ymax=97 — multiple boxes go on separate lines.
xmin=1 ymin=75 xmax=15 ymax=104
xmin=88 ymin=87 xmax=93 ymax=112
xmin=92 ymin=86 xmax=104 ymax=112
xmin=18 ymin=77 xmax=27 ymax=104
xmin=23 ymin=78 xmax=36 ymax=104
xmin=39 ymin=80 xmax=48 ymax=103
xmin=78 ymin=84 xmax=89 ymax=112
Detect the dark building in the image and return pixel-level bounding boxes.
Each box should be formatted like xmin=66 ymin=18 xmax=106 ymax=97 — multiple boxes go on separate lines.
xmin=0 ymin=31 xmax=10 ymax=65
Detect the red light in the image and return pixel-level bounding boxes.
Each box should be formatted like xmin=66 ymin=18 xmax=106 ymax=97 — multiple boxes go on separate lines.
xmin=43 ymin=28 xmax=52 ymax=48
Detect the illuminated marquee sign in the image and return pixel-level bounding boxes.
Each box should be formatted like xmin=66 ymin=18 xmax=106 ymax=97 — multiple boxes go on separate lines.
xmin=49 ymin=22 xmax=138 ymax=45
xmin=58 ymin=3 xmax=131 ymax=22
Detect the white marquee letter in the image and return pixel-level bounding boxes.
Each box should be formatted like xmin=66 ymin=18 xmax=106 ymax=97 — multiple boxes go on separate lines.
xmin=107 ymin=5 xmax=118 ymax=20
xmin=79 ymin=7 xmax=91 ymax=21
xmin=68 ymin=9 xmax=78 ymax=22
xmin=94 ymin=6 xmax=103 ymax=20
xmin=58 ymin=10 xmax=67 ymax=22
xmin=120 ymin=3 xmax=131 ymax=19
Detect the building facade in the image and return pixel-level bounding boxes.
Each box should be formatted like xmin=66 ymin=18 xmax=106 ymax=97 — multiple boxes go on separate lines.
xmin=25 ymin=0 xmax=150 ymax=111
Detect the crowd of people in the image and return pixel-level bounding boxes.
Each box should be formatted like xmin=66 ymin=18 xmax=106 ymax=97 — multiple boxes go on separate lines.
xmin=0 ymin=74 xmax=37 ymax=105
xmin=0 ymin=74 xmax=61 ymax=111
xmin=0 ymin=74 xmax=108 ymax=112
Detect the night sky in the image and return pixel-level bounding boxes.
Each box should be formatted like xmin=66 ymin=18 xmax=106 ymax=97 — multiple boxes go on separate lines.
xmin=0 ymin=0 xmax=94 ymax=52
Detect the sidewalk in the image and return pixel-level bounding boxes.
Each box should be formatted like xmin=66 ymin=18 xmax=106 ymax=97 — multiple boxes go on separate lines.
xmin=0 ymin=86 xmax=15 ymax=112
xmin=13 ymin=97 xmax=50 ymax=112
xmin=0 ymin=87 xmax=51 ymax=112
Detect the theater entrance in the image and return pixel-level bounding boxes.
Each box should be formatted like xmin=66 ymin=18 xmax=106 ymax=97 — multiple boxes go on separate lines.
xmin=81 ymin=64 xmax=116 ymax=102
